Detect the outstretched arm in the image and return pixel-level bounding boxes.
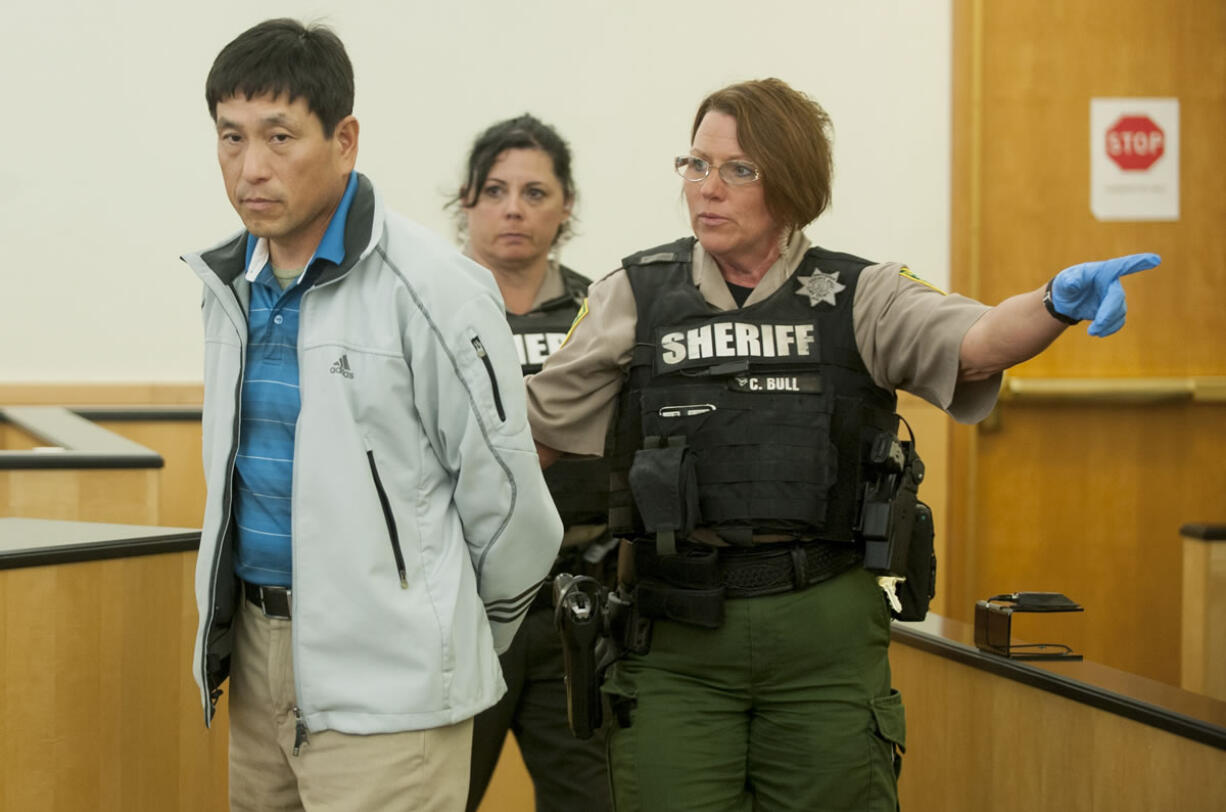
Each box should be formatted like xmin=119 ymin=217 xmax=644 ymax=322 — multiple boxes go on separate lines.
xmin=959 ymin=253 xmax=1159 ymax=381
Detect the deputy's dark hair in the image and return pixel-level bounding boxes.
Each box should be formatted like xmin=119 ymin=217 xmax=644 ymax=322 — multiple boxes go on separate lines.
xmin=206 ymin=19 xmax=354 ymax=138
xmin=450 ymin=114 xmax=576 ymax=244
xmin=692 ymin=78 xmax=833 ymax=232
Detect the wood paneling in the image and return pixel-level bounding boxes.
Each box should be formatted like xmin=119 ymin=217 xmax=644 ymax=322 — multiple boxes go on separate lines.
xmin=973 ymin=402 xmax=1223 ymax=683
xmin=0 ymin=383 xmax=204 ymax=406
xmin=0 ymin=469 xmax=159 ymax=526
xmin=98 ymin=421 xmax=205 ymax=530
xmin=950 ymin=0 xmax=1226 ymax=685
xmin=973 ymin=2 xmax=1225 ymax=373
xmin=477 ymin=737 xmax=536 ymax=812
xmin=1 ymin=384 xmax=205 ymax=529
xmin=1182 ymin=534 xmax=1226 ymax=700
xmin=892 ymin=640 xmax=1226 ymax=812
xmin=0 ymin=424 xmax=40 ymax=451
xmin=0 ymin=551 xmax=228 ymax=812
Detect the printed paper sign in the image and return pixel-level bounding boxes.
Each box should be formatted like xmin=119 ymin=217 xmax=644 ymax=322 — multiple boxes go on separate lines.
xmin=1090 ymin=98 xmax=1179 ymax=221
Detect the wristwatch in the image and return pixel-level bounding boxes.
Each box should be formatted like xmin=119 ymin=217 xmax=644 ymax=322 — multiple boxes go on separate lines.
xmin=1043 ymin=278 xmax=1082 ymax=325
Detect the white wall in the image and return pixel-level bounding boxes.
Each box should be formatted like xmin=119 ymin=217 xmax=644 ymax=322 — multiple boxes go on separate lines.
xmin=0 ymin=0 xmax=951 ymax=382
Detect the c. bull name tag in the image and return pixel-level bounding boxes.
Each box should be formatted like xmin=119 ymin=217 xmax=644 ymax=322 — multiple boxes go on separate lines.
xmin=727 ymin=374 xmax=822 ymax=393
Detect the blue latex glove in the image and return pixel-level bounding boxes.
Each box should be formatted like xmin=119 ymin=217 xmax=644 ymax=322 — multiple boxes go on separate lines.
xmin=1049 ymin=253 xmax=1160 ymax=337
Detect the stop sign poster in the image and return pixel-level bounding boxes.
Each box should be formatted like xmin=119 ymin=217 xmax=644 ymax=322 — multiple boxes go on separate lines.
xmin=1090 ymin=98 xmax=1179 ymax=221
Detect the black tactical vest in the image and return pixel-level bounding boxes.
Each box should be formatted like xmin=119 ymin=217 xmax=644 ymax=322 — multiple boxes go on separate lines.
xmin=609 ymin=238 xmax=899 ymax=544
xmin=508 ymin=266 xmax=610 ymax=528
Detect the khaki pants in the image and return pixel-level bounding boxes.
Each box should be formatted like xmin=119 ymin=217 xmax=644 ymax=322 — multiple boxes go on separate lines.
xmin=229 ymin=597 xmax=473 ymax=812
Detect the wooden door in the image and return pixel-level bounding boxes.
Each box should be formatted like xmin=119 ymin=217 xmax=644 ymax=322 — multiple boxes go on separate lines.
xmin=948 ymin=0 xmax=1226 ymax=684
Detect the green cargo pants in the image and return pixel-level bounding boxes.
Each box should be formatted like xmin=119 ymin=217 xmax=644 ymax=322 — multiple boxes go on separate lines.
xmin=602 ymin=566 xmax=905 ymax=812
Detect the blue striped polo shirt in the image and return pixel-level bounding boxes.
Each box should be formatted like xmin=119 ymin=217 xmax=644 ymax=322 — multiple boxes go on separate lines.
xmin=233 ymin=172 xmax=358 ymax=587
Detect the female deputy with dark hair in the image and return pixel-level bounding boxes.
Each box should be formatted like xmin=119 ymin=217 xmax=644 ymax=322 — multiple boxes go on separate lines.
xmin=525 ymin=78 xmax=1158 ymax=811
xmin=450 ymin=114 xmax=613 ymax=812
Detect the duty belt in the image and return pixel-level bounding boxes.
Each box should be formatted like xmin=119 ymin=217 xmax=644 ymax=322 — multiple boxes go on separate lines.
xmin=719 ymin=541 xmax=862 ymax=598
xmin=632 ymin=538 xmax=862 ymax=600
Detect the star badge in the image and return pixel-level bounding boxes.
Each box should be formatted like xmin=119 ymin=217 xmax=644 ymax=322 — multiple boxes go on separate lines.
xmin=795 ymin=268 xmax=845 ymax=307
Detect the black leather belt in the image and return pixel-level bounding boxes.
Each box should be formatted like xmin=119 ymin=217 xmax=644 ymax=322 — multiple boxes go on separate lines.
xmin=243 ymin=579 xmax=292 ymax=619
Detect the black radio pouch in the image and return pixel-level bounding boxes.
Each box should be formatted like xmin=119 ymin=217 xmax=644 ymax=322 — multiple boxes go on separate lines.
xmin=856 ymin=418 xmax=937 ymax=621
xmin=892 ymin=500 xmax=936 ymax=621
xmin=628 ymin=435 xmax=699 ymax=556
xmin=858 ymin=432 xmax=924 ymax=577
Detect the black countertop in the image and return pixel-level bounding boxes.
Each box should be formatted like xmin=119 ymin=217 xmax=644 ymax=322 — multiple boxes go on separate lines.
xmin=0 ymin=517 xmax=199 ymax=569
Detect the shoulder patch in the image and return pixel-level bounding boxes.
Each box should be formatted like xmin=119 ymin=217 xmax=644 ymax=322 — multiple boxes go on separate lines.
xmin=561 ymin=297 xmax=589 ymax=346
xmin=899 ymin=266 xmax=946 ymax=294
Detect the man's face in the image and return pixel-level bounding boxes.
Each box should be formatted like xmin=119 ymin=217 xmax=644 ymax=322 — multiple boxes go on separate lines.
xmin=214 ymin=93 xmax=356 ymax=263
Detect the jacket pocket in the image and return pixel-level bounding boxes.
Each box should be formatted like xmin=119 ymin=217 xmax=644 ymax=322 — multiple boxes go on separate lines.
xmin=366 ymin=449 xmax=409 ymax=589
xmin=471 ymin=336 xmax=506 ymax=422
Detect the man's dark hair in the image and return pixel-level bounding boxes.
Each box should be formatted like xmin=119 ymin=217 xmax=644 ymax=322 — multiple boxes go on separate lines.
xmin=206 ymin=18 xmax=354 ymax=137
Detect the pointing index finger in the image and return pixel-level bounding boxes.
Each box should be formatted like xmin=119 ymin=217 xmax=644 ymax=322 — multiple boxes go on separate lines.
xmin=1116 ymin=252 xmax=1161 ymax=277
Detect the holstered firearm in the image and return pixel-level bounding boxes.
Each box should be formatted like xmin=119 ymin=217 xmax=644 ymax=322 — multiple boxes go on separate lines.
xmin=553 ymin=574 xmax=605 ymax=740
xmin=856 ymin=431 xmax=925 ymax=577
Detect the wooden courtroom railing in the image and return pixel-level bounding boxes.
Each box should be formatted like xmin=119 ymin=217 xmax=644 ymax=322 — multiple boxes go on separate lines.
xmin=1 ymin=407 xmax=162 ymax=526
xmin=0 ymin=518 xmax=228 ymax=812
xmin=1181 ymin=523 xmax=1226 ymax=702
xmin=891 ymin=614 xmax=1226 ymax=811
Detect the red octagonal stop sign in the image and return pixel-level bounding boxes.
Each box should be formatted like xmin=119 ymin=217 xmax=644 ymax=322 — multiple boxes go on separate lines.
xmin=1105 ymin=115 xmax=1165 ymax=171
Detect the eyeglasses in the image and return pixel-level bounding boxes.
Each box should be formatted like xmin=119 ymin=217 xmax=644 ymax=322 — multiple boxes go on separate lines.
xmin=674 ymin=155 xmax=761 ymax=186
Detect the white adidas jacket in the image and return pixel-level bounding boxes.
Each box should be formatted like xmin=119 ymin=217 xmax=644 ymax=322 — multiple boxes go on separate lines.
xmin=183 ymin=174 xmax=562 ymax=734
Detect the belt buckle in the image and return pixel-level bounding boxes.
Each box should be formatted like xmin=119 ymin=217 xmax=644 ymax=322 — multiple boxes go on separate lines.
xmin=256 ymin=585 xmax=292 ymax=620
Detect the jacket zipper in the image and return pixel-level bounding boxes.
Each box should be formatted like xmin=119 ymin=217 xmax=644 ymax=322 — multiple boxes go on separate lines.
xmin=292 ymin=705 xmax=310 ymax=756
xmin=202 ymin=283 xmax=246 ymax=726
xmin=471 ymin=336 xmax=506 ymax=421
xmin=367 ymin=450 xmax=409 ymax=588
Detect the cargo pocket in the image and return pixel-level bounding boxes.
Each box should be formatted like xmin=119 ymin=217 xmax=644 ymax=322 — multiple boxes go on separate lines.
xmin=600 ymin=664 xmax=640 ymax=812
xmin=869 ymin=689 xmax=907 ymax=808
xmin=600 ymin=664 xmax=638 ymax=730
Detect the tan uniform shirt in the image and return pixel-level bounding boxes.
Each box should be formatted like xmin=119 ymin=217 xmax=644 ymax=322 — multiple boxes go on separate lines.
xmin=526 ymin=235 xmax=1001 ymax=457
xmin=524 ymin=259 xmax=569 ymax=309
xmin=462 ymin=247 xmax=569 ymax=312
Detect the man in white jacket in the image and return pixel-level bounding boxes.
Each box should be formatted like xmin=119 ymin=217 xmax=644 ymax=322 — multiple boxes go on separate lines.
xmin=184 ymin=18 xmax=562 ymax=811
